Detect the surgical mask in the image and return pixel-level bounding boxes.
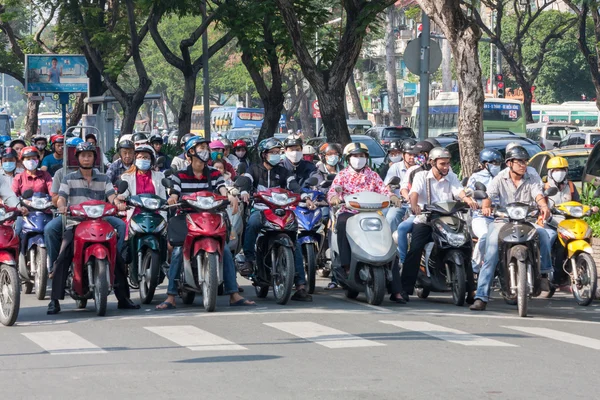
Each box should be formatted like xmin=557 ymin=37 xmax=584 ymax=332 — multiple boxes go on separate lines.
xmin=326 ymin=155 xmax=339 ymax=166
xmin=195 ymin=149 xmax=210 ymax=162
xmin=267 ymin=154 xmax=280 ymax=166
xmin=135 ymin=159 xmax=151 ymax=171
xmin=286 ymin=150 xmax=303 ymax=164
xmin=488 ymin=164 xmax=501 ymax=177
xmin=235 ymin=150 xmax=246 ymax=159
xmin=211 ymin=151 xmax=223 ymax=161
xmin=36 ymin=144 xmax=46 ymax=152
xmin=2 ymin=162 xmax=15 ymax=172
xmin=389 ymin=155 xmax=402 ymax=163
xmin=349 ymin=157 xmax=367 ymax=170
xmin=415 ymin=155 xmax=426 ymax=165
xmin=552 ymin=169 xmax=567 ymax=183
xmin=23 ymin=160 xmax=38 ymax=171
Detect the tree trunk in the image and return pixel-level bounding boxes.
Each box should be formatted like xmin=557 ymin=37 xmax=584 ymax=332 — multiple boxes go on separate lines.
xmin=24 ymin=94 xmax=40 ymax=139
xmin=518 ymin=80 xmax=534 ymax=123
xmin=442 ymin=38 xmax=453 ymax=92
xmin=348 ymin=74 xmax=367 ymax=120
xmin=260 ymin=95 xmax=285 ymax=142
xmin=68 ymin=94 xmax=86 ymax=128
xmin=158 ymin=96 xmax=170 ymax=130
xmin=318 ymin=88 xmax=350 ymax=144
xmin=385 ymin=6 xmax=402 ymax=125
xmin=120 ymin=105 xmax=138 ymax=136
xmin=86 ymin=56 xmax=104 ymax=114
xmin=178 ymin=72 xmax=196 ymax=137
xmin=299 ymin=90 xmax=314 ymax=138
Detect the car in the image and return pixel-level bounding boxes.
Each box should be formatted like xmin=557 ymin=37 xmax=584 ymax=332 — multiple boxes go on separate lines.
xmin=317 ymin=119 xmax=374 ymax=136
xmin=305 ymin=134 xmax=386 ymax=169
xmin=526 ymin=123 xmax=578 ymax=150
xmin=558 ymin=131 xmax=600 ymax=149
xmin=364 ymin=126 xmax=415 ymax=148
xmin=529 ymin=148 xmax=591 ymax=190
xmin=436 ymin=131 xmax=528 ymax=149
xmin=226 ymin=128 xmax=260 ymax=141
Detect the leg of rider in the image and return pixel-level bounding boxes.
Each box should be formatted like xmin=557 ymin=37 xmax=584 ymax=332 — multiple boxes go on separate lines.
xmin=50 ymin=228 xmax=75 ymax=301
xmin=536 ymin=226 xmax=555 ymax=274
xmin=385 ymin=206 xmax=406 ymax=233
xmin=400 ymin=223 xmax=432 ymax=295
xmin=336 ymin=213 xmax=353 ymax=268
xmin=167 ymin=246 xmax=183 ymax=296
xmin=397 ymin=215 xmax=415 ymax=264
xmin=223 ymin=247 xmax=239 ymax=295
xmin=105 ymin=216 xmax=131 ymax=302
xmin=471 ymin=216 xmax=492 ymax=272
xmin=44 ymin=216 xmax=63 ymax=273
xmin=474 ymin=222 xmax=502 ymax=303
xmin=105 ymin=216 xmax=127 ymax=255
xmin=242 ymin=211 xmax=262 ymax=263
xmin=294 ymin=241 xmax=307 ymax=287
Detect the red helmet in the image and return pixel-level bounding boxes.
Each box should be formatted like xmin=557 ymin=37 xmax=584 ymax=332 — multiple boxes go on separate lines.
xmin=51 ymin=135 xmax=64 ymax=144
xmin=233 ymin=139 xmax=247 ymax=149
xmin=20 ymin=146 xmax=40 ymax=160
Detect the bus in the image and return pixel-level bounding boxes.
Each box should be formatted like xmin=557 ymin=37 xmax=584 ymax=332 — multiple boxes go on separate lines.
xmin=410 ymin=92 xmax=526 ymax=137
xmin=532 ymin=102 xmax=600 ymax=130
xmin=38 ymin=112 xmax=62 ymax=136
xmin=211 ymin=107 xmax=265 ymax=133
xmin=190 ymin=104 xmax=219 ymax=136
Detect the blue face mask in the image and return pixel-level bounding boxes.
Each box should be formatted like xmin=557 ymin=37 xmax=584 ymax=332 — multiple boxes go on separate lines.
xmin=488 ymin=164 xmax=501 ymax=177
xmin=267 ymin=154 xmax=280 ymax=166
xmin=211 ymin=151 xmax=223 ymax=161
xmin=135 ymin=159 xmax=151 ymax=171
xmin=2 ymin=161 xmax=15 ymax=172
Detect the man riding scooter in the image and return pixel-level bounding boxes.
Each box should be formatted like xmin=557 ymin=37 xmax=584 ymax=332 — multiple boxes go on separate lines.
xmin=280 ymin=135 xmax=318 ymax=187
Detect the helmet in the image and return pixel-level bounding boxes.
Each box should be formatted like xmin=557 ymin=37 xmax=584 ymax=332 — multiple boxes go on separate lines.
xmin=319 ymin=143 xmax=342 ymax=155
xmin=343 ymin=142 xmax=369 ymax=160
xmin=233 ymin=139 xmax=247 ymax=149
xmin=67 ymin=137 xmax=84 ymax=146
xmin=0 ymin=148 xmax=17 ymax=159
xmin=303 ymin=145 xmax=317 ymax=155
xmin=185 ymin=136 xmax=210 ymax=153
xmin=283 ymin=134 xmax=303 ymax=148
xmin=220 ymin=138 xmax=232 ymax=148
xmin=132 ymin=132 xmax=148 ymax=144
xmin=401 ymin=138 xmax=417 ymax=153
xmin=32 ymin=135 xmax=48 ymax=144
xmin=10 ymin=139 xmax=26 ymax=148
xmin=505 ymin=146 xmax=530 ymax=162
xmin=179 ymin=133 xmax=195 ymax=147
xmin=20 ymin=146 xmax=40 ymax=160
xmin=408 ymin=140 xmax=435 ymax=155
xmin=428 ymin=147 xmax=451 ymax=162
xmin=0 ymin=135 xmax=11 ymax=144
xmin=209 ymin=140 xmax=225 ymax=150
xmin=505 ymin=141 xmax=522 ymax=153
xmin=387 ymin=141 xmax=403 ymax=152
xmin=50 ymin=135 xmax=64 ymax=144
xmin=258 ymin=138 xmax=283 ymax=155
xmin=134 ymin=144 xmax=156 ymax=164
xmin=479 ymin=149 xmax=503 ymax=164
xmin=547 ymin=156 xmax=569 ymax=170
xmin=425 ymin=138 xmax=441 ymax=147
xmin=118 ymin=140 xmax=134 ymax=150
xmin=75 ymin=142 xmax=97 ymax=159
xmin=149 ymin=134 xmax=162 ymax=144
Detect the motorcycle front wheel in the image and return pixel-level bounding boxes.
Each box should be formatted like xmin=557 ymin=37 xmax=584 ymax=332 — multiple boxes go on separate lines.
xmin=517 ymin=260 xmax=528 ymax=318
xmin=450 ymin=261 xmax=466 ymax=307
xmin=34 ymin=247 xmax=48 ymax=301
xmin=364 ymin=267 xmax=385 ymax=305
xmin=139 ymin=250 xmax=160 ymax=304
xmin=0 ymin=264 xmax=20 ymax=326
xmin=303 ymin=243 xmax=317 ymax=294
xmin=272 ymin=245 xmax=294 ymax=305
xmin=202 ymin=252 xmax=219 ymax=312
xmin=572 ymin=253 xmax=597 ymax=306
xmin=93 ymin=259 xmax=109 ymax=317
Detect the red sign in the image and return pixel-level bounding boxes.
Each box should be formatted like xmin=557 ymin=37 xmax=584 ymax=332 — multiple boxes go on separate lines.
xmin=311 ymin=100 xmax=319 ymax=112
xmin=313 ymin=110 xmax=321 ymax=119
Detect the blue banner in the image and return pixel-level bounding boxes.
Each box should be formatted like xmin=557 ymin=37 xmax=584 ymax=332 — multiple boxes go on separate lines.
xmin=26 ymin=54 xmax=88 ymax=93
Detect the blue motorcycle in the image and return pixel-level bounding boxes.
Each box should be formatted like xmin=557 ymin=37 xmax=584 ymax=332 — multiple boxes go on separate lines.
xmin=19 ymin=191 xmax=54 ymax=300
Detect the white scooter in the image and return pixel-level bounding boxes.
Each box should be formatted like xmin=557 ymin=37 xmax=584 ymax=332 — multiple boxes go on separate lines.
xmin=331 ymin=191 xmax=397 ymax=305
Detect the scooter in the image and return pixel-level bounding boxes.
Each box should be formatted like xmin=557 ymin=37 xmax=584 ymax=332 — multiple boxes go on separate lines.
xmin=0 ymin=205 xmax=21 ymax=326
xmin=250 ymin=188 xmax=300 ymax=305
xmin=331 ymin=191 xmax=396 ymax=305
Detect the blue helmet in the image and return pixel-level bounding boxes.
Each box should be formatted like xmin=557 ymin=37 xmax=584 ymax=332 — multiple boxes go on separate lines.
xmin=66 ymin=137 xmax=84 ymax=146
xmin=0 ymin=135 xmax=11 ymax=144
xmin=479 ymin=149 xmax=502 ymax=164
xmin=185 ymin=136 xmax=210 ymax=153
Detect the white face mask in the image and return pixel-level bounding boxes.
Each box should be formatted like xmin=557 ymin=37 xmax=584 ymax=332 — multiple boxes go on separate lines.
xmin=389 ymin=155 xmax=402 ymax=163
xmin=551 ymin=169 xmax=567 ymax=183
xmin=488 ymin=165 xmax=501 ymax=177
xmin=349 ymin=157 xmax=367 ymax=170
xmin=286 ymin=150 xmax=303 ymax=164
xmin=23 ymin=159 xmax=39 ymax=171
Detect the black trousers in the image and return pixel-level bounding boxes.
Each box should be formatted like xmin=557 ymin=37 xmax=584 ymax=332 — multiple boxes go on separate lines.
xmin=400 ymin=223 xmax=432 ymax=294
xmin=335 ymin=212 xmax=353 ymax=266
xmin=51 ymin=229 xmax=130 ymax=301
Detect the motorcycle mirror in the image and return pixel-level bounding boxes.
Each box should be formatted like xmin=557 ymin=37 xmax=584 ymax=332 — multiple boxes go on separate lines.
xmin=162 ymin=178 xmax=174 ymax=189
xmin=334 ymin=185 xmax=343 ymax=194
xmin=155 ymin=156 xmax=166 ymax=168
xmin=544 ymin=186 xmax=559 ymax=197
xmin=472 ymin=190 xmax=488 ymax=200
xmin=237 ymin=163 xmax=247 ymax=175
xmin=234 ymin=176 xmax=252 ymax=192
xmin=474 ymin=182 xmax=487 ymax=192
xmin=163 ymin=169 xmax=175 ymax=178
xmin=22 ymin=189 xmax=34 ymax=199
xmin=117 ymin=180 xmax=129 ymax=195
xmin=461 ymin=177 xmax=469 ymax=187
xmin=304 ymin=177 xmax=318 ymax=188
xmin=388 ymin=176 xmax=401 ymax=186
xmin=320 ymin=181 xmax=332 ymax=189
xmin=326 ymin=173 xmax=337 ymax=181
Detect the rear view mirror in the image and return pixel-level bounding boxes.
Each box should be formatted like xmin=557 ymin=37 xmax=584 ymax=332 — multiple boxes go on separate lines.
xmin=473 ymin=190 xmax=488 ymax=200
xmin=22 ymin=189 xmax=34 ymax=199
xmin=388 ymin=176 xmax=401 ymax=186
xmin=234 ymin=176 xmax=252 ymax=192
xmin=474 ymin=182 xmax=487 ymax=192
xmin=156 ymin=156 xmax=166 ymax=168
xmin=595 ymin=187 xmax=600 ymax=198
xmin=461 ymin=177 xmax=469 ymax=187
xmin=326 ymin=174 xmax=337 ymax=181
xmin=304 ymin=177 xmax=318 ymax=188
xmin=117 ymin=180 xmax=129 ymax=195
xmin=334 ymin=185 xmax=343 ymax=194
xmin=163 ymin=169 xmax=175 ymax=178
xmin=237 ymin=163 xmax=247 ymax=175
xmin=544 ymin=186 xmax=559 ymax=197
xmin=320 ymin=181 xmax=332 ymax=189
xmin=162 ymin=178 xmax=174 ymax=189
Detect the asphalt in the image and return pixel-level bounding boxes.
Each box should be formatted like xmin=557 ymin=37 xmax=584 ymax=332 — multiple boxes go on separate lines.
xmin=3 ymin=278 xmax=600 ymax=400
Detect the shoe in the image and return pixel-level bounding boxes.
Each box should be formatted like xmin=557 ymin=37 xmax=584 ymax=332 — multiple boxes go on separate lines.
xmin=291 ymin=288 xmax=313 ymax=302
xmin=117 ymin=299 xmax=141 ymax=309
xmin=539 ymin=275 xmax=550 ymax=292
xmin=400 ymin=291 xmax=410 ymax=303
xmin=469 ymin=299 xmax=487 ymax=311
xmin=47 ymin=300 xmax=61 ymax=315
xmin=389 ymin=294 xmax=406 ymax=304
xmin=466 ymin=292 xmax=476 ymax=305
xmin=239 ymin=261 xmax=253 ymax=278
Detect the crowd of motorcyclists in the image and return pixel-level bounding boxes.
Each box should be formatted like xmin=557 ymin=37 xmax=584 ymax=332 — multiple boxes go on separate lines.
xmin=0 ymin=126 xmax=596 ymax=325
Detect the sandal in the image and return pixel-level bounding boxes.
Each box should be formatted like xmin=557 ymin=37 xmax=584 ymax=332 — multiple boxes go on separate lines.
xmin=230 ymin=298 xmax=256 ymax=307
xmin=324 ymin=282 xmax=339 ymax=290
xmin=155 ymin=301 xmax=176 ymax=310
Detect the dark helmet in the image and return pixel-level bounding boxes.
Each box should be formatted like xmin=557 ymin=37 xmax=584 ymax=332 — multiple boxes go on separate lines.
xmin=258 ymin=138 xmax=283 ymax=155
xmin=424 ymin=137 xmax=441 ymax=147
xmin=401 ymin=138 xmax=417 ymax=153
xmin=132 ymin=132 xmax=148 ymax=144
xmin=85 ymin=133 xmax=97 ymax=143
xmin=408 ymin=140 xmax=435 ymax=155
xmin=149 ymin=134 xmax=163 ymax=144
xmin=179 ymin=133 xmax=195 ymax=147
xmin=479 ymin=149 xmax=503 ymax=164
xmin=283 ymin=134 xmax=302 ymax=148
xmin=10 ymin=139 xmax=26 ymax=148
xmin=75 ymin=142 xmax=97 ymax=159
xmin=387 ymin=141 xmax=403 ymax=153
xmin=134 ymin=144 xmax=156 ymax=164
xmin=0 ymin=148 xmax=17 ymax=160
xmin=220 ymin=138 xmax=232 ymax=148
xmin=505 ymin=145 xmax=530 ymax=162
xmin=118 ymin=140 xmax=135 ymax=150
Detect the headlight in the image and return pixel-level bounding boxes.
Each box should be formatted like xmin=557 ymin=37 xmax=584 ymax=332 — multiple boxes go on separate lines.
xmin=360 ymin=218 xmax=382 ymax=231
xmin=565 ymin=206 xmax=583 ymax=218
xmin=83 ymin=205 xmax=105 ymax=219
xmin=506 ymin=205 xmax=528 ymax=221
xmin=153 ymin=219 xmax=167 ymax=233
xmin=187 ymin=197 xmax=223 ymax=210
xmin=447 ymin=232 xmax=467 ymax=247
xmin=129 ymin=219 xmax=144 ymax=234
xmin=30 ymin=197 xmax=52 ymax=210
xmin=0 ymin=209 xmax=14 ymax=222
xmin=265 ymin=193 xmax=295 ymax=206
xmin=558 ymin=226 xmax=576 ymax=240
xmin=141 ymin=197 xmax=161 ymax=210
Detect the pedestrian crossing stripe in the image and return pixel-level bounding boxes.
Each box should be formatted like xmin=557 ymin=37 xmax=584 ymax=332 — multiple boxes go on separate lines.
xmin=503 ymin=326 xmax=600 ymax=350
xmin=145 ymin=325 xmax=247 ymax=351
xmin=264 ymin=321 xmax=385 ymax=348
xmin=22 ymin=331 xmax=107 ymax=355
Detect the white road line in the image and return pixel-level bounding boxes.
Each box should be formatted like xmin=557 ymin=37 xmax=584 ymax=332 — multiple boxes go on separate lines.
xmin=264 ymin=321 xmax=385 ymax=349
xmin=145 ymin=325 xmax=247 ymax=351
xmin=503 ymin=326 xmax=600 ymax=350
xmin=22 ymin=331 xmax=107 ymax=355
xmin=380 ymin=321 xmax=517 ymax=347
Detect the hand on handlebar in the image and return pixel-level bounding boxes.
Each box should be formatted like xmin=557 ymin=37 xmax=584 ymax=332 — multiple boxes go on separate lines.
xmin=390 ymin=195 xmax=402 ymax=207
xmin=411 ymin=204 xmax=421 ymax=215
xmin=482 ymin=206 xmax=492 ymax=217
xmin=329 ymin=196 xmax=341 ymax=207
xmin=167 ymin=195 xmax=178 ymax=206
xmin=57 ymin=206 xmax=68 ymax=214
xmin=465 ymin=197 xmax=479 ymax=210
xmin=540 ymin=205 xmax=551 ymax=221
xmin=240 ymin=192 xmax=250 ymax=203
xmin=19 ymin=206 xmax=29 ymax=216
xmin=305 ymin=198 xmax=316 ymax=210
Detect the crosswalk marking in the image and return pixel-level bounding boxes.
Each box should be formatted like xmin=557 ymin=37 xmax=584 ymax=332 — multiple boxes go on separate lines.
xmin=264 ymin=321 xmax=385 ymax=349
xmin=22 ymin=331 xmax=107 ymax=355
xmin=380 ymin=321 xmax=517 ymax=347
xmin=504 ymin=326 xmax=600 ymax=350
xmin=144 ymin=325 xmax=247 ymax=351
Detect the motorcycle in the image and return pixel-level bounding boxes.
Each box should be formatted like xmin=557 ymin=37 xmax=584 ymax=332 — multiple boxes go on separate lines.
xmin=546 ymin=201 xmax=597 ymax=306
xmin=331 ymin=191 xmax=396 ymax=305
xmin=18 ymin=190 xmax=53 ymax=300
xmin=0 ymin=205 xmax=21 ymax=326
xmin=250 ymin=188 xmax=301 ymax=305
xmin=163 ymin=178 xmax=229 ymax=312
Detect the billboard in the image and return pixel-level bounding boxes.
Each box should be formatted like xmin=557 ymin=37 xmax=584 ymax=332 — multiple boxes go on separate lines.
xmin=25 ymin=54 xmax=88 ymax=93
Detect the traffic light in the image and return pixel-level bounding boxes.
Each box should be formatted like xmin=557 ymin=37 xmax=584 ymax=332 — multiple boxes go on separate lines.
xmin=495 ymin=74 xmax=505 ymax=98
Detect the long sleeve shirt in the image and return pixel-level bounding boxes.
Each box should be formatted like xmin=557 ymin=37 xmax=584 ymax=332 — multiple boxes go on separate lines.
xmin=327 ymin=166 xmax=392 ymax=213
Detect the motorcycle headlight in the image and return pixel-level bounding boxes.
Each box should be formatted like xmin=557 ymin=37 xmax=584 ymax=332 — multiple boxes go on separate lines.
xmin=447 ymin=232 xmax=467 ymax=247
xmin=565 ymin=205 xmax=584 ymax=218
xmin=265 ymin=193 xmax=295 ymax=206
xmin=187 ymin=197 xmax=223 ymax=210
xmin=153 ymin=219 xmax=167 ymax=233
xmin=30 ymin=197 xmax=52 ymax=210
xmin=0 ymin=209 xmax=14 ymax=222
xmin=141 ymin=197 xmax=161 ymax=210
xmin=360 ymin=218 xmax=382 ymax=231
xmin=506 ymin=205 xmax=528 ymax=221
xmin=82 ymin=205 xmax=105 ymax=219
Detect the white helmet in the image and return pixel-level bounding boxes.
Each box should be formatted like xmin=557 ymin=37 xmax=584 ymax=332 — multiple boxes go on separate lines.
xmin=303 ymin=145 xmax=317 ymax=155
xmin=428 ymin=147 xmax=451 ymax=161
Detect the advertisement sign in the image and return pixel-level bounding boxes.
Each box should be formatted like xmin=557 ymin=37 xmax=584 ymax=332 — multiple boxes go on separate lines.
xmin=25 ymin=54 xmax=89 ymax=93
xmin=403 ymin=82 xmax=418 ymax=97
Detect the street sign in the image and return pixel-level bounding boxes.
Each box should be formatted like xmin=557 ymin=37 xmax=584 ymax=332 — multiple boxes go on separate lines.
xmin=313 ymin=110 xmax=321 ymax=119
xmin=312 ymin=100 xmax=319 ymax=112
xmin=403 ymin=39 xmax=442 ymax=75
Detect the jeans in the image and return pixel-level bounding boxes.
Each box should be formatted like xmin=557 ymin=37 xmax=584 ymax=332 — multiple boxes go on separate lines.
xmin=397 ymin=215 xmax=415 ymax=263
xmin=471 ymin=216 xmax=493 ymax=273
xmin=243 ymin=210 xmax=306 ymax=286
xmin=475 ymin=221 xmax=556 ymax=302
xmin=167 ymin=245 xmax=238 ymax=296
xmin=385 ymin=205 xmax=407 ymax=232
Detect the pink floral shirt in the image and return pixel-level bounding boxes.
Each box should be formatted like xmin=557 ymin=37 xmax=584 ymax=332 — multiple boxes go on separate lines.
xmin=327 ymin=166 xmax=392 ymax=212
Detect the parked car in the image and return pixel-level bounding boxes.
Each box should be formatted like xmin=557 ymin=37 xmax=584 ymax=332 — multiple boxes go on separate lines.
xmin=558 ymin=131 xmax=600 ymax=149
xmin=306 ymin=134 xmax=386 ymax=169
xmin=317 ymin=119 xmax=373 ymax=137
xmin=526 ymin=123 xmax=578 ymax=150
xmin=582 ymin=140 xmax=600 ymax=187
xmin=364 ymin=126 xmax=415 ymax=148
xmin=529 ymin=148 xmax=591 ymax=189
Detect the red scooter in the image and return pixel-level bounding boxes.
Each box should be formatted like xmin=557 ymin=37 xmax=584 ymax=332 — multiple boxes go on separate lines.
xmin=66 ymin=200 xmax=118 ymax=316
xmin=0 ymin=204 xmax=21 ymax=326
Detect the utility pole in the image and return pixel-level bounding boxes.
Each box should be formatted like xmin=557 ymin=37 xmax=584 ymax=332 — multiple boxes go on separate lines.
xmin=489 ymin=11 xmax=494 ymax=94
xmin=418 ymin=11 xmax=430 ymax=139
xmin=202 ymin=0 xmax=210 ymax=139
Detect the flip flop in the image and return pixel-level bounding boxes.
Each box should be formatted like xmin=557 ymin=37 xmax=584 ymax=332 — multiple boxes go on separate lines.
xmin=155 ymin=301 xmax=176 ymax=310
xmin=230 ymin=299 xmax=256 ymax=307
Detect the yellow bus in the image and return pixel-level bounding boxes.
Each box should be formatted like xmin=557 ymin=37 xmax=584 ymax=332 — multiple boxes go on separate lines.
xmin=191 ymin=105 xmax=219 ymax=137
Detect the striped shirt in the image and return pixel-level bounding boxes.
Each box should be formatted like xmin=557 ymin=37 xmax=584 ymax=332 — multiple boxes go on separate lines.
xmin=171 ymin=166 xmax=225 ymax=195
xmin=59 ymin=169 xmax=115 ymax=206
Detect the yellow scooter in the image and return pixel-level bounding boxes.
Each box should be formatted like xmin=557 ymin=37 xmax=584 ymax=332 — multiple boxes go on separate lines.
xmin=548 ymin=201 xmax=597 ymax=306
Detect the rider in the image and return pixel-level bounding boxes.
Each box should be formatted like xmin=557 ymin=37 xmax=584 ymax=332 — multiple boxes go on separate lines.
xmin=281 ymin=134 xmax=318 ymax=186
xmin=170 ymin=133 xmax=195 ymax=171
xmin=32 ymin=135 xmax=52 ymax=159
xmin=41 ymin=135 xmax=64 ymax=176
xmin=544 ymin=156 xmax=580 ymax=204
xmin=107 ymin=140 xmax=135 ymax=185
xmin=384 ymin=139 xmax=417 ymax=231
xmin=467 ymin=149 xmax=503 ymax=273
xmin=302 ymin=145 xmax=318 ymax=163
xmin=155 ymin=136 xmax=254 ymax=309
xmin=239 ymin=137 xmax=313 ymax=302
xmin=1 ymin=147 xmax=21 ymax=179
xmin=119 ymin=144 xmax=166 ymax=199
xmin=232 ymin=139 xmax=251 ymax=172
xmin=132 ymin=132 xmax=149 ymax=148
xmin=470 ymin=146 xmax=554 ymax=311
xmin=149 ymin=133 xmax=171 ymax=171
xmin=209 ymin=140 xmax=237 ymax=178
xmin=221 ymin=138 xmax=239 ymax=170
xmin=378 ymin=140 xmax=404 ymax=180
xmin=316 ymin=143 xmax=343 ymax=183
xmin=46 ymin=142 xmax=139 ymax=314
xmin=51 ymin=137 xmax=87 ymax=207
xmin=85 ymin=133 xmax=111 ymax=168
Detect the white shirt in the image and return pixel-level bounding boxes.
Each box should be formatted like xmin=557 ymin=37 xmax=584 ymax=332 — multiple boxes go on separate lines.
xmin=384 ymin=161 xmax=410 ymax=196
xmin=409 ymin=169 xmax=463 ymax=208
xmin=400 ymin=165 xmax=424 ymax=191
